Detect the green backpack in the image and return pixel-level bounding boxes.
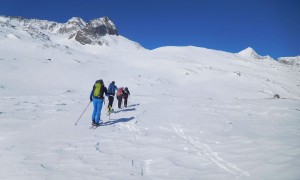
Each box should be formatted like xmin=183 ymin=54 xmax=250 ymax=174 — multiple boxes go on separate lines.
xmin=93 ymin=82 xmax=102 ymax=97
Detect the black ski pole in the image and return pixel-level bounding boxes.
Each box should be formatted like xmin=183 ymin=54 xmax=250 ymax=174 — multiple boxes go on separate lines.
xmin=75 ymin=101 xmax=91 ymax=126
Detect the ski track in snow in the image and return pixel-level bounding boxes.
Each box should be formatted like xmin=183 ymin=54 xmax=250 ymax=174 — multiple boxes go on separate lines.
xmin=130 ymin=159 xmax=152 ymax=177
xmin=172 ymin=124 xmax=250 ymax=177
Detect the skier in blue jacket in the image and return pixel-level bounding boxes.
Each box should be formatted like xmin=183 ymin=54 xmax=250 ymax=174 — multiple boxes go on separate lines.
xmin=106 ymin=81 xmax=118 ymax=113
xmin=90 ymin=79 xmax=107 ymax=125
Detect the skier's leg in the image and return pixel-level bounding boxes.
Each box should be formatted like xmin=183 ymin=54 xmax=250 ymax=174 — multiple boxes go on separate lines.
xmin=108 ymin=96 xmax=114 ymax=112
xmin=108 ymin=96 xmax=113 ymax=107
xmin=95 ymin=99 xmax=102 ymax=124
xmin=117 ymin=96 xmax=122 ymax=108
xmin=124 ymin=97 xmax=128 ymax=107
xmin=98 ymin=99 xmax=103 ymax=123
xmin=107 ymin=96 xmax=112 ymax=111
xmin=111 ymin=96 xmax=115 ymax=107
xmin=92 ymin=99 xmax=97 ymax=124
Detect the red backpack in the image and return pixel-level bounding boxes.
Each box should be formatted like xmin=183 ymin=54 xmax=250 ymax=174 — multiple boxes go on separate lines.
xmin=116 ymin=87 xmax=123 ymax=96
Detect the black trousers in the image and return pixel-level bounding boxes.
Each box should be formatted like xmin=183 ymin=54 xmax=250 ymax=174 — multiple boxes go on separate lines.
xmin=117 ymin=96 xmax=122 ymax=108
xmin=124 ymin=97 xmax=128 ymax=107
xmin=108 ymin=96 xmax=114 ymax=108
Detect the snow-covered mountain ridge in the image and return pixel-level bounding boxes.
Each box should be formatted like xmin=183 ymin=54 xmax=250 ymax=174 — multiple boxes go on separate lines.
xmin=278 ymin=56 xmax=300 ymax=66
xmin=0 ymin=15 xmax=119 ymax=46
xmin=0 ymin=16 xmax=300 ymax=179
xmin=1 ymin=15 xmax=299 ymax=61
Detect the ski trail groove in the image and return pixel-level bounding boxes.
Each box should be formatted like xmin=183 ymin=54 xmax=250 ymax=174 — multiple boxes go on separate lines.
xmin=95 ymin=142 xmax=101 ymax=153
xmin=172 ymin=124 xmax=250 ymax=177
xmin=131 ymin=159 xmax=144 ymax=177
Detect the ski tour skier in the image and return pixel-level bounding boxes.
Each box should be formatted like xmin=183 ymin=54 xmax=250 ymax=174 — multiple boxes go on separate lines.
xmin=123 ymin=87 xmax=130 ymax=108
xmin=106 ymin=81 xmax=118 ymax=113
xmin=116 ymin=87 xmax=124 ymax=109
xmin=90 ymin=79 xmax=107 ymax=125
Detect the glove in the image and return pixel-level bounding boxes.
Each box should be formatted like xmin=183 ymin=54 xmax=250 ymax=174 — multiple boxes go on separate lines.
xmin=90 ymin=97 xmax=93 ymax=102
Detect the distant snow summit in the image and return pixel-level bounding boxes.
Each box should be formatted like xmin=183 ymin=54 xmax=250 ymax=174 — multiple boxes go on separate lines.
xmin=237 ymin=47 xmax=274 ymax=61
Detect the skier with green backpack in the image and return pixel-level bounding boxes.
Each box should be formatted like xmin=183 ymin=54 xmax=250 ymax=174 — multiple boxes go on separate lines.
xmin=90 ymin=79 xmax=107 ymax=126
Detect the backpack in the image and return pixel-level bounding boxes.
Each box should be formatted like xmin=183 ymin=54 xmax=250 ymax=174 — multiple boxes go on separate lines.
xmin=93 ymin=82 xmax=102 ymax=97
xmin=116 ymin=87 xmax=123 ymax=96
xmin=124 ymin=87 xmax=129 ymax=94
xmin=107 ymin=84 xmax=115 ymax=94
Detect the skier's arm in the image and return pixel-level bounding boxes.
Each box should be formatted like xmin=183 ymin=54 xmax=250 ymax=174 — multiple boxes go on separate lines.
xmin=103 ymin=87 xmax=108 ymax=97
xmin=90 ymin=85 xmax=95 ymax=101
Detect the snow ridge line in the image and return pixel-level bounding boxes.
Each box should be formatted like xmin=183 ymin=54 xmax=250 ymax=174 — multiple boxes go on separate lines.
xmin=172 ymin=124 xmax=250 ymax=177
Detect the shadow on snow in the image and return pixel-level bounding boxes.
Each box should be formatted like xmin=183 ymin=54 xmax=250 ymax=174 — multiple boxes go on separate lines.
xmin=102 ymin=116 xmax=135 ymax=126
xmin=113 ymin=108 xmax=136 ymax=114
xmin=126 ymin=103 xmax=140 ymax=108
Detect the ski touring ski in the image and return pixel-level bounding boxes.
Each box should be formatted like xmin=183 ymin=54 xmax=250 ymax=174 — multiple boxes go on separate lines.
xmin=89 ymin=122 xmax=103 ymax=129
xmin=106 ymin=109 xmax=114 ymax=121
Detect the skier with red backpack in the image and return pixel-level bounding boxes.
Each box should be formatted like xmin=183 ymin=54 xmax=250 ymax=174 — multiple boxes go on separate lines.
xmin=90 ymin=79 xmax=107 ymax=126
xmin=116 ymin=87 xmax=124 ymax=109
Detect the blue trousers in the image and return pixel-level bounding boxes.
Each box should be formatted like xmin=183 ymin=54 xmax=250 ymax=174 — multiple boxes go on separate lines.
xmin=92 ymin=98 xmax=103 ymax=124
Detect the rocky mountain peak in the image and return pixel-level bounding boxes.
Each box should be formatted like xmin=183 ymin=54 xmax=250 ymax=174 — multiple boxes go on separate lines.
xmin=69 ymin=16 xmax=118 ymax=45
xmin=58 ymin=17 xmax=86 ymax=34
xmin=67 ymin=17 xmax=86 ymax=24
xmin=1 ymin=15 xmax=118 ymax=45
xmin=86 ymin=17 xmax=118 ymax=36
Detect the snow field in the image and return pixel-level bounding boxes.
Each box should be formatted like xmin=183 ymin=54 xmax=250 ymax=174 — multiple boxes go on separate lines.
xmin=1 ymin=22 xmax=300 ymax=179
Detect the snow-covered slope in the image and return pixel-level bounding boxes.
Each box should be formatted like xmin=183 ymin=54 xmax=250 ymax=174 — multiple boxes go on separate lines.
xmin=0 ymin=16 xmax=300 ymax=179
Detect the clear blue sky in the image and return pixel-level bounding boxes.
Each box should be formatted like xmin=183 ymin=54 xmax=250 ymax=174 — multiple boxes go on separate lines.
xmin=1 ymin=0 xmax=299 ymax=58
